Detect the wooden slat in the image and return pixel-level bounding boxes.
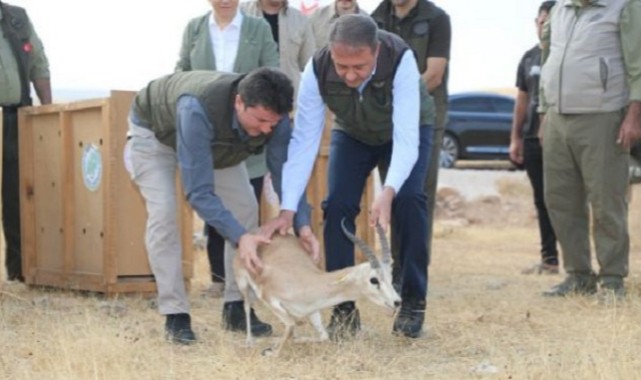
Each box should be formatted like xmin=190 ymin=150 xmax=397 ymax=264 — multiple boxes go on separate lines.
xmin=60 ymin=111 xmax=76 ymax=280
xmin=18 ymin=108 xmax=37 ymax=281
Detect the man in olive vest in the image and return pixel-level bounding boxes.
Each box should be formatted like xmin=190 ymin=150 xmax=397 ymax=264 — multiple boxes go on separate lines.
xmin=0 ymin=1 xmax=51 ymax=282
xmin=539 ymin=0 xmax=641 ymax=300
xmin=263 ymin=14 xmax=435 ymax=339
xmin=371 ymin=0 xmax=451 ymax=290
xmin=126 ymin=67 xmax=318 ymax=344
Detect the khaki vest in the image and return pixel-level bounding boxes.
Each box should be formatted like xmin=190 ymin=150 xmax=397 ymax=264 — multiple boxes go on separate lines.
xmin=133 ymin=71 xmax=271 ymax=169
xmin=313 ymin=30 xmax=434 ymax=146
xmin=541 ymin=0 xmax=629 ymax=113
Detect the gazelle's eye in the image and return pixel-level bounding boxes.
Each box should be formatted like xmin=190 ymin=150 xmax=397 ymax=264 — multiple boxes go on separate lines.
xmin=370 ymin=277 xmax=380 ymax=286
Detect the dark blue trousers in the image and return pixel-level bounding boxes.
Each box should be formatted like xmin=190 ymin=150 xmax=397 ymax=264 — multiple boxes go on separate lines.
xmin=323 ymin=126 xmax=432 ymax=300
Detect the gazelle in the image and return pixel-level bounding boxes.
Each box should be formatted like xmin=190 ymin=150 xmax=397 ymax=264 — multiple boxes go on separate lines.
xmin=234 ymin=221 xmax=401 ymax=356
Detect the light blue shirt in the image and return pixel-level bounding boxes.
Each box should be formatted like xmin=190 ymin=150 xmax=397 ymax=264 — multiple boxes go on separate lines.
xmin=175 ymin=95 xmax=311 ymax=244
xmin=281 ymin=50 xmax=421 ymax=211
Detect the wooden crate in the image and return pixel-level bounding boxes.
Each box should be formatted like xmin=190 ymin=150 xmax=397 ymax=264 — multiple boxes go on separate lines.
xmin=18 ymin=91 xmax=193 ymax=294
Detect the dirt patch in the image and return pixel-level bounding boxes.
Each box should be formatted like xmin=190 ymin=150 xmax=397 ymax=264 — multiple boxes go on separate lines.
xmin=435 ymin=170 xmax=536 ymax=227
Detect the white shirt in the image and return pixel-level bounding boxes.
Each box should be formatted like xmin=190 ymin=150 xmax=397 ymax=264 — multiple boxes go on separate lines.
xmin=208 ymin=11 xmax=243 ymax=73
xmin=281 ymin=50 xmax=421 ymax=211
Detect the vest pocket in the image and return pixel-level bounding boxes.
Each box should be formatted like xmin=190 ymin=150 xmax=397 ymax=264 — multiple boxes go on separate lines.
xmin=599 ymin=57 xmax=609 ymax=92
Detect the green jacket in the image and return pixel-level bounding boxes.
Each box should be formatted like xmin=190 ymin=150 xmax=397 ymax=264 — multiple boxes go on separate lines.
xmin=0 ymin=2 xmax=49 ymax=106
xmin=175 ymin=12 xmax=279 ymax=73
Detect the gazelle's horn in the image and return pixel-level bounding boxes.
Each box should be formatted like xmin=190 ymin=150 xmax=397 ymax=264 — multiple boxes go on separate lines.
xmin=375 ymin=222 xmax=392 ymax=266
xmin=341 ymin=218 xmax=380 ymax=269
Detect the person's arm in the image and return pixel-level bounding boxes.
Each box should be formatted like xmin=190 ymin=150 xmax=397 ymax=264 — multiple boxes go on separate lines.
xmin=385 ymin=50 xmax=421 ymax=193
xmin=262 ymin=58 xmax=325 ymax=236
xmin=422 ymin=12 xmax=451 ymax=92
xmin=510 ymin=55 xmax=529 ymax=164
xmin=33 ymin=79 xmax=51 ymax=105
xmin=369 ymin=50 xmax=421 ymax=228
xmin=264 ymin=116 xmax=312 ymax=231
xmin=538 ymin=10 xmax=552 ymax=114
xmin=175 ymin=96 xmax=247 ymax=245
xmin=175 ymin=20 xmax=195 ymax=72
xmin=27 ymin=18 xmax=51 ymax=104
xmin=281 ymin=59 xmax=326 ymax=212
xmin=258 ymin=19 xmax=280 ymax=67
xmin=510 ymin=90 xmax=528 ymax=164
xmin=618 ymin=0 xmax=641 ymax=149
xmin=265 ymin=116 xmax=319 ymax=260
xmin=297 ymin=20 xmax=317 ymax=71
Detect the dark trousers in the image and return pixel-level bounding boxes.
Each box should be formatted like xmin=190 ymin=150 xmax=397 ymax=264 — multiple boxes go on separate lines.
xmin=323 ymin=127 xmax=432 ymax=300
xmin=205 ymin=176 xmax=263 ymax=283
xmin=2 ymin=108 xmax=23 ymax=281
xmin=523 ymin=138 xmax=558 ymax=265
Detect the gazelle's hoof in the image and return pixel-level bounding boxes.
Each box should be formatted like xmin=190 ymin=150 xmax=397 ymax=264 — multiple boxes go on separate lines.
xmin=261 ymin=347 xmax=275 ymax=356
xmin=244 ymin=338 xmax=255 ymax=348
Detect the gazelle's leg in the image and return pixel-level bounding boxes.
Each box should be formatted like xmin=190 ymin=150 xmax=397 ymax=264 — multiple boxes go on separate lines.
xmin=262 ymin=300 xmax=295 ymax=356
xmin=236 ymin=273 xmax=254 ymax=346
xmin=309 ymin=312 xmax=329 ymax=341
xmin=272 ymin=323 xmax=295 ymax=357
xmin=294 ymin=312 xmax=329 ymax=343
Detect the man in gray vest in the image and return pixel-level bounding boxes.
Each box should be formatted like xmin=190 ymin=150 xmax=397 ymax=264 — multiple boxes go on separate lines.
xmin=263 ymin=14 xmax=435 ymax=339
xmin=0 ymin=1 xmax=51 ymax=282
xmin=539 ymin=0 xmax=641 ymax=299
xmin=126 ymin=67 xmax=317 ymax=344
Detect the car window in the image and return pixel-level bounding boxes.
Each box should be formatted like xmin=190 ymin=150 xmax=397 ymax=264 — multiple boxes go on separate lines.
xmin=449 ymin=97 xmax=493 ymax=113
xmin=491 ymin=97 xmax=515 ymax=113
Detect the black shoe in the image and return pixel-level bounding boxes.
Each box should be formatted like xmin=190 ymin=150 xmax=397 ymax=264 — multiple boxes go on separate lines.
xmin=327 ymin=302 xmax=361 ymax=341
xmin=393 ymin=297 xmax=425 ymax=338
xmin=7 ymin=273 xmax=25 ymax=282
xmin=165 ymin=313 xmax=197 ymax=345
xmin=542 ymin=273 xmax=597 ymax=297
xmin=222 ymin=301 xmax=272 ymax=337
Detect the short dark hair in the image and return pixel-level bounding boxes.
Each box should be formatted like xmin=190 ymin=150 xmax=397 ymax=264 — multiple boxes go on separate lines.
xmin=328 ymin=14 xmax=378 ymax=52
xmin=237 ymin=67 xmax=294 ymax=115
xmin=539 ymin=1 xmax=556 ymax=14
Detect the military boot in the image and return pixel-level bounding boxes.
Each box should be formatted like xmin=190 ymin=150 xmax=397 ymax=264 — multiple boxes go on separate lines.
xmin=165 ymin=313 xmax=197 ymax=345
xmin=393 ymin=297 xmax=426 ymax=338
xmin=222 ymin=301 xmax=272 ymax=337
xmin=542 ymin=272 xmax=597 ymax=297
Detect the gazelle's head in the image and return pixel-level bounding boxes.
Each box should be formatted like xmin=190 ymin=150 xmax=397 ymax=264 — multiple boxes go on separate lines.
xmin=341 ymin=220 xmax=401 ymax=313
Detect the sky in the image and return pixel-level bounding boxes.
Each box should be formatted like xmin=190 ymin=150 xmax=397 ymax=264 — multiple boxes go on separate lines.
xmin=8 ymin=0 xmax=547 ymax=100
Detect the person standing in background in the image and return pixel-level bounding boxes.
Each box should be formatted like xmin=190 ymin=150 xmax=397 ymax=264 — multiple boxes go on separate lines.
xmin=0 ymin=1 xmax=51 ymax=282
xmin=510 ymin=1 xmax=559 ymax=276
xmin=539 ymin=0 xmax=641 ymax=300
xmin=175 ymin=0 xmax=278 ymax=301
xmin=309 ymin=0 xmax=368 ymax=48
xmin=371 ymin=0 xmax=450 ymax=291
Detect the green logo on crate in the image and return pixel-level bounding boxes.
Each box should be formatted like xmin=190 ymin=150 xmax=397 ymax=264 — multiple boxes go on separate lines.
xmin=82 ymin=144 xmax=102 ymax=191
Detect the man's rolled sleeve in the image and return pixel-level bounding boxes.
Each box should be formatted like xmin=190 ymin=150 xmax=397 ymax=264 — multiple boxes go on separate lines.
xmin=621 ymin=0 xmax=641 ymax=101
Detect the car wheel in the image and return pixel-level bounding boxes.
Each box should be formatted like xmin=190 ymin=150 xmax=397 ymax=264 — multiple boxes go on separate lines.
xmin=440 ymin=133 xmax=459 ymax=168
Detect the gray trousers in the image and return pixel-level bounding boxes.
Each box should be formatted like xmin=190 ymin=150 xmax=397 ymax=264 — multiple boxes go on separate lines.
xmin=543 ymin=110 xmax=629 ymax=282
xmin=125 ymin=122 xmax=256 ymax=314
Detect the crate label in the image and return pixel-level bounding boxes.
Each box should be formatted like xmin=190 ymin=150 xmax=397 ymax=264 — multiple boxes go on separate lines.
xmin=82 ymin=144 xmax=102 ymax=191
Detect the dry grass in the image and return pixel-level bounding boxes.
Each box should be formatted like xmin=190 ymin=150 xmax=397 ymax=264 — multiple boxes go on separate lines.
xmin=1 ymin=181 xmax=641 ymax=380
